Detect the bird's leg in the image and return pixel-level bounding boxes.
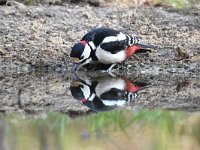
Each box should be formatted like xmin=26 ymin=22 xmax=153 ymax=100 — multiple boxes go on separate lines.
xmin=107 ymin=71 xmax=116 ymax=78
xmin=71 ymin=71 xmax=80 ymax=81
xmin=99 ymin=64 xmax=116 ymax=77
xmin=71 ymin=63 xmax=80 ymax=73
xmin=106 ymin=64 xmax=117 ymax=77
xmin=107 ymin=64 xmax=116 ymax=72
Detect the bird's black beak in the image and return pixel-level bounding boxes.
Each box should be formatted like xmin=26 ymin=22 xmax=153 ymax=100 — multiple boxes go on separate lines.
xmin=71 ymin=63 xmax=80 ymax=81
xmin=71 ymin=63 xmax=79 ymax=73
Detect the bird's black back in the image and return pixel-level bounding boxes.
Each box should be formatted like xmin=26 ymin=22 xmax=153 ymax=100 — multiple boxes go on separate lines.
xmin=81 ymin=27 xmax=120 ymax=46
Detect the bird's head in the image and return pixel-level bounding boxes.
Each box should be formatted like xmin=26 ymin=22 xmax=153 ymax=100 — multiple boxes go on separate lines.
xmin=70 ymin=40 xmax=92 ymax=72
xmin=70 ymin=81 xmax=91 ymax=103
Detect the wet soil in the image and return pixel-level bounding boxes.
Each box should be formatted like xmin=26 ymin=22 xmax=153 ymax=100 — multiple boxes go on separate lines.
xmin=0 ymin=4 xmax=200 ymax=113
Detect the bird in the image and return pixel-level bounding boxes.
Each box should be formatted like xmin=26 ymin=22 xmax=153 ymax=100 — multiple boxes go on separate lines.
xmin=70 ymin=27 xmax=155 ymax=72
xmin=70 ymin=74 xmax=148 ymax=112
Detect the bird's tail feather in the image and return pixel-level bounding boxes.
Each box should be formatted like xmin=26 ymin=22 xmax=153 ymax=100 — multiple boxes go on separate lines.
xmin=135 ymin=43 xmax=157 ymax=53
xmin=136 ymin=43 xmax=157 ymax=49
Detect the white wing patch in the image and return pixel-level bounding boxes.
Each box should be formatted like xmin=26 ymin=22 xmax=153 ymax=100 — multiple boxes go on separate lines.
xmin=102 ymin=32 xmax=126 ymax=43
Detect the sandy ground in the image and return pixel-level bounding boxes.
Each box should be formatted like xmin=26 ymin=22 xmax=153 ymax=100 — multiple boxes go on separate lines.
xmin=0 ymin=4 xmax=200 ymax=75
xmin=0 ymin=3 xmax=200 ymax=113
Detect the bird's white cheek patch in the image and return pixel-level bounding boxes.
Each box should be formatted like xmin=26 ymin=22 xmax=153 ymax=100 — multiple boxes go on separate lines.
xmin=81 ymin=84 xmax=90 ymax=99
xmin=96 ymin=47 xmax=126 ymax=64
xmin=81 ymin=44 xmax=91 ymax=60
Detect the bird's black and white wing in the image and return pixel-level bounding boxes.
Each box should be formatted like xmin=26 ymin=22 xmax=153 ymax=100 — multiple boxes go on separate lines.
xmin=82 ymin=27 xmax=141 ymax=54
xmin=81 ymin=27 xmax=120 ymax=43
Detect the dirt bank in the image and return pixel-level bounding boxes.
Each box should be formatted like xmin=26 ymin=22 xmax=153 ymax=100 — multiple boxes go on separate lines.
xmin=0 ymin=4 xmax=199 ymax=77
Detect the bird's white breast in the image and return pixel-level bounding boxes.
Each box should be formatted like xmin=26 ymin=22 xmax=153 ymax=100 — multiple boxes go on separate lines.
xmin=96 ymin=48 xmax=126 ymax=64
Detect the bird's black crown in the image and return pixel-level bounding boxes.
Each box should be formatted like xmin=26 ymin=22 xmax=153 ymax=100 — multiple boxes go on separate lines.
xmin=70 ymin=42 xmax=85 ymax=60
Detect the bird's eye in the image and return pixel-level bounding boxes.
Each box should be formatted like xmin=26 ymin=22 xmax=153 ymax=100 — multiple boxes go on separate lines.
xmin=70 ymin=57 xmax=80 ymax=63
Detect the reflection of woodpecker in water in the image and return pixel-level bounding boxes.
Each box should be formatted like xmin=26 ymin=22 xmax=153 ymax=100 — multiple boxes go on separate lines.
xmin=70 ymin=74 xmax=149 ymax=112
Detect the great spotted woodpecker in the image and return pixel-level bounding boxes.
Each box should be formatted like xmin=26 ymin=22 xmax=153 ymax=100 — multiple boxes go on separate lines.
xmin=70 ymin=75 xmax=148 ymax=112
xmin=70 ymin=27 xmax=155 ymax=72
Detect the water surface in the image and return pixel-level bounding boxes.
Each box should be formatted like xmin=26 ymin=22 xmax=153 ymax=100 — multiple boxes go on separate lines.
xmin=1 ymin=71 xmax=199 ymax=112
